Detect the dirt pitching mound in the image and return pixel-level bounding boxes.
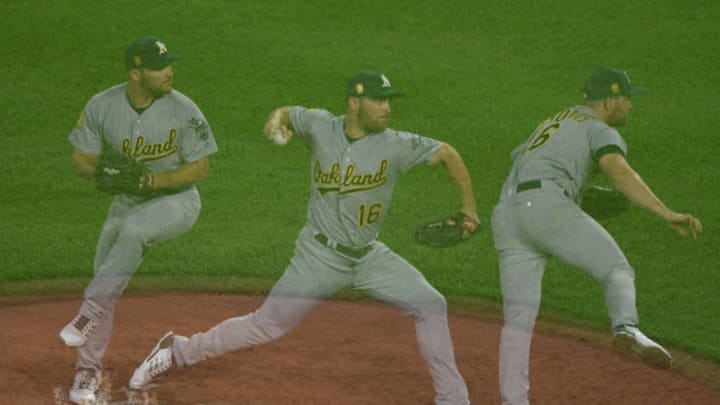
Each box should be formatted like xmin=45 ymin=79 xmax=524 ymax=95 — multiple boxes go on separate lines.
xmin=1 ymin=294 xmax=718 ymax=404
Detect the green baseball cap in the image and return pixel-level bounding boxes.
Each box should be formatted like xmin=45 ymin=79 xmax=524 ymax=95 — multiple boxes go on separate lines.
xmin=583 ymin=67 xmax=645 ymax=100
xmin=124 ymin=36 xmax=182 ymax=70
xmin=347 ymin=71 xmax=405 ymax=98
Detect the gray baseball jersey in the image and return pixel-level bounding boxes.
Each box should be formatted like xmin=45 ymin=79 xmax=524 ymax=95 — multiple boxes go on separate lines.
xmin=499 ymin=105 xmax=627 ymax=202
xmin=289 ymin=106 xmax=441 ymax=247
xmin=70 ymin=83 xmax=218 ymax=190
xmin=491 ymin=104 xmax=637 ymax=404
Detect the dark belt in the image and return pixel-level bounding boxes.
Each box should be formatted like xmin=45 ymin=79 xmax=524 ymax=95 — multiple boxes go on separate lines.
xmin=516 ymin=179 xmax=571 ymax=199
xmin=516 ymin=180 xmax=542 ymax=192
xmin=314 ymin=233 xmax=372 ymax=259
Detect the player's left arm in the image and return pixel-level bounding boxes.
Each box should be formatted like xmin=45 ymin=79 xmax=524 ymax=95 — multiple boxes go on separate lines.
xmin=599 ymin=152 xmax=702 ymax=239
xmin=427 ymin=143 xmax=479 ymax=222
xmin=151 ymin=157 xmax=209 ymax=189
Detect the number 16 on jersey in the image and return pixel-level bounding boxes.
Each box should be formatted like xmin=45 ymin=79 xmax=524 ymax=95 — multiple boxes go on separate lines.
xmin=357 ymin=202 xmax=383 ymax=227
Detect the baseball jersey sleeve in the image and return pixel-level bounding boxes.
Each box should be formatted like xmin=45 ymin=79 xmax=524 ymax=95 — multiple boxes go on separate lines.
xmin=393 ymin=131 xmax=442 ymax=173
xmin=180 ymin=105 xmax=218 ymax=162
xmin=589 ymin=125 xmax=628 ymax=161
xmin=68 ymin=99 xmax=103 ymax=155
xmin=288 ymin=106 xmax=334 ymax=147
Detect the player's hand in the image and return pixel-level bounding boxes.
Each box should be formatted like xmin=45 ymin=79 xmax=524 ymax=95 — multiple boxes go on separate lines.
xmin=665 ymin=212 xmax=702 ymax=239
xmin=263 ymin=108 xmax=293 ymax=142
xmin=460 ymin=209 xmax=480 ymax=239
xmin=415 ymin=212 xmax=480 ymax=247
xmin=263 ymin=121 xmax=291 ymax=141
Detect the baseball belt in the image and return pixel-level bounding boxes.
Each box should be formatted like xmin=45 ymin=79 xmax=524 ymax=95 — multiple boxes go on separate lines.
xmin=314 ymin=233 xmax=372 ymax=259
xmin=516 ymin=179 xmax=571 ymax=199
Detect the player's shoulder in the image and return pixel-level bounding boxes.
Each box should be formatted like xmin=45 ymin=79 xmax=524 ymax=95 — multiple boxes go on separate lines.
xmin=574 ymin=110 xmax=622 ymax=143
xmin=164 ymin=89 xmax=201 ymax=110
xmin=555 ymin=105 xmax=614 ymax=136
xmin=150 ymin=90 xmax=207 ymax=124
xmin=80 ymin=84 xmax=128 ymax=118
xmin=87 ymin=83 xmax=127 ymax=105
xmin=382 ymin=128 xmax=429 ymax=141
xmin=379 ymin=128 xmax=438 ymax=149
xmin=381 ymin=127 xmax=409 ymax=140
xmin=580 ymin=112 xmax=616 ymax=135
xmin=548 ymin=105 xmax=599 ymax=125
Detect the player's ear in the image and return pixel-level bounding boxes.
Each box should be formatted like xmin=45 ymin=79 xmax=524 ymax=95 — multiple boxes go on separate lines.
xmin=127 ymin=68 xmax=141 ymax=82
xmin=347 ymin=96 xmax=360 ymax=112
xmin=602 ymin=96 xmax=615 ymax=111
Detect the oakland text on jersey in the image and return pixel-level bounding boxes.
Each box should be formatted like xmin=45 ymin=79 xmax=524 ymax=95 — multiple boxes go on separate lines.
xmin=313 ymin=160 xmax=388 ymax=196
xmin=121 ymin=129 xmax=179 ymax=162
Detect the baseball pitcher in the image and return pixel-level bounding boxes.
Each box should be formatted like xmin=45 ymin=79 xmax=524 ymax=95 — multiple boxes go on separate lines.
xmin=129 ymin=71 xmax=479 ymax=405
xmin=59 ymin=36 xmax=218 ymax=404
xmin=491 ymin=67 xmax=702 ymax=404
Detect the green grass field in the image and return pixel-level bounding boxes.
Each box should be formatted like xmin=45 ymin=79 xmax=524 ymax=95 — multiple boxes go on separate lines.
xmin=1 ymin=0 xmax=718 ymax=367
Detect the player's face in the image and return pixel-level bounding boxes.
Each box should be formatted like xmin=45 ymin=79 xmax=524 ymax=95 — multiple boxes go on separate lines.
xmin=607 ymin=95 xmax=633 ymax=126
xmin=358 ymin=97 xmax=391 ymax=133
xmin=138 ymin=65 xmax=174 ymax=98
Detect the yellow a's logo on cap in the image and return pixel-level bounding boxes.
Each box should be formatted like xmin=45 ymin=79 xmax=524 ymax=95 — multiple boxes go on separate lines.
xmin=611 ymin=83 xmax=620 ymax=94
xmin=133 ymin=55 xmax=142 ymax=66
xmin=355 ymin=83 xmax=364 ymax=95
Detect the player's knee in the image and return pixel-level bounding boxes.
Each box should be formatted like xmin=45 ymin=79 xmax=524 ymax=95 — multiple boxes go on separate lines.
xmin=117 ymin=222 xmax=149 ymax=245
xmin=428 ymin=291 xmax=447 ymax=313
xmin=603 ymin=263 xmax=635 ymax=285
xmin=256 ymin=318 xmax=293 ymax=341
xmin=251 ymin=309 xmax=299 ymax=342
xmin=409 ymin=289 xmax=447 ymax=317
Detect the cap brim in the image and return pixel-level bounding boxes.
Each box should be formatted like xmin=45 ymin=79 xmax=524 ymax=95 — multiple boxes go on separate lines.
xmin=145 ymin=53 xmax=182 ymax=70
xmin=373 ymin=89 xmax=405 ymax=98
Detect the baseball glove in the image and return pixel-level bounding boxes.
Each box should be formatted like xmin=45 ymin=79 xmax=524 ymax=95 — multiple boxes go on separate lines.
xmin=580 ymin=185 xmax=630 ymax=221
xmin=415 ymin=212 xmax=480 ymax=247
xmin=95 ymin=147 xmax=154 ymax=197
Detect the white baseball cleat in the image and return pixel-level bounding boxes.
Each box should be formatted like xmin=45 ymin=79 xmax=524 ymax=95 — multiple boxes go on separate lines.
xmin=129 ymin=331 xmax=175 ymax=389
xmin=69 ymin=368 xmax=101 ymax=404
xmin=613 ymin=324 xmax=673 ymax=368
xmin=60 ymin=314 xmax=98 ymax=347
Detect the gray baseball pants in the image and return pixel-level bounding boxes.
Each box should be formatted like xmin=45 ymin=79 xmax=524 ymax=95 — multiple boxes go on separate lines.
xmin=75 ymin=189 xmax=201 ymax=371
xmin=171 ymin=226 xmax=470 ymax=405
xmin=491 ymin=187 xmax=637 ymax=405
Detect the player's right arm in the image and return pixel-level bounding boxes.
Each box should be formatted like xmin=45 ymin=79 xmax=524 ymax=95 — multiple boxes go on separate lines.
xmin=599 ymin=152 xmax=702 ymax=239
xmin=70 ymin=99 xmax=102 ymax=182
xmin=72 ymin=148 xmax=97 ymax=182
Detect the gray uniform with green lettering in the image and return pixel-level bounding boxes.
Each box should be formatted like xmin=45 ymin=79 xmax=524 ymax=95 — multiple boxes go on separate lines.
xmin=68 ymin=83 xmax=217 ymax=372
xmin=171 ymin=106 xmax=470 ymax=405
xmin=491 ymin=105 xmax=637 ymax=404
